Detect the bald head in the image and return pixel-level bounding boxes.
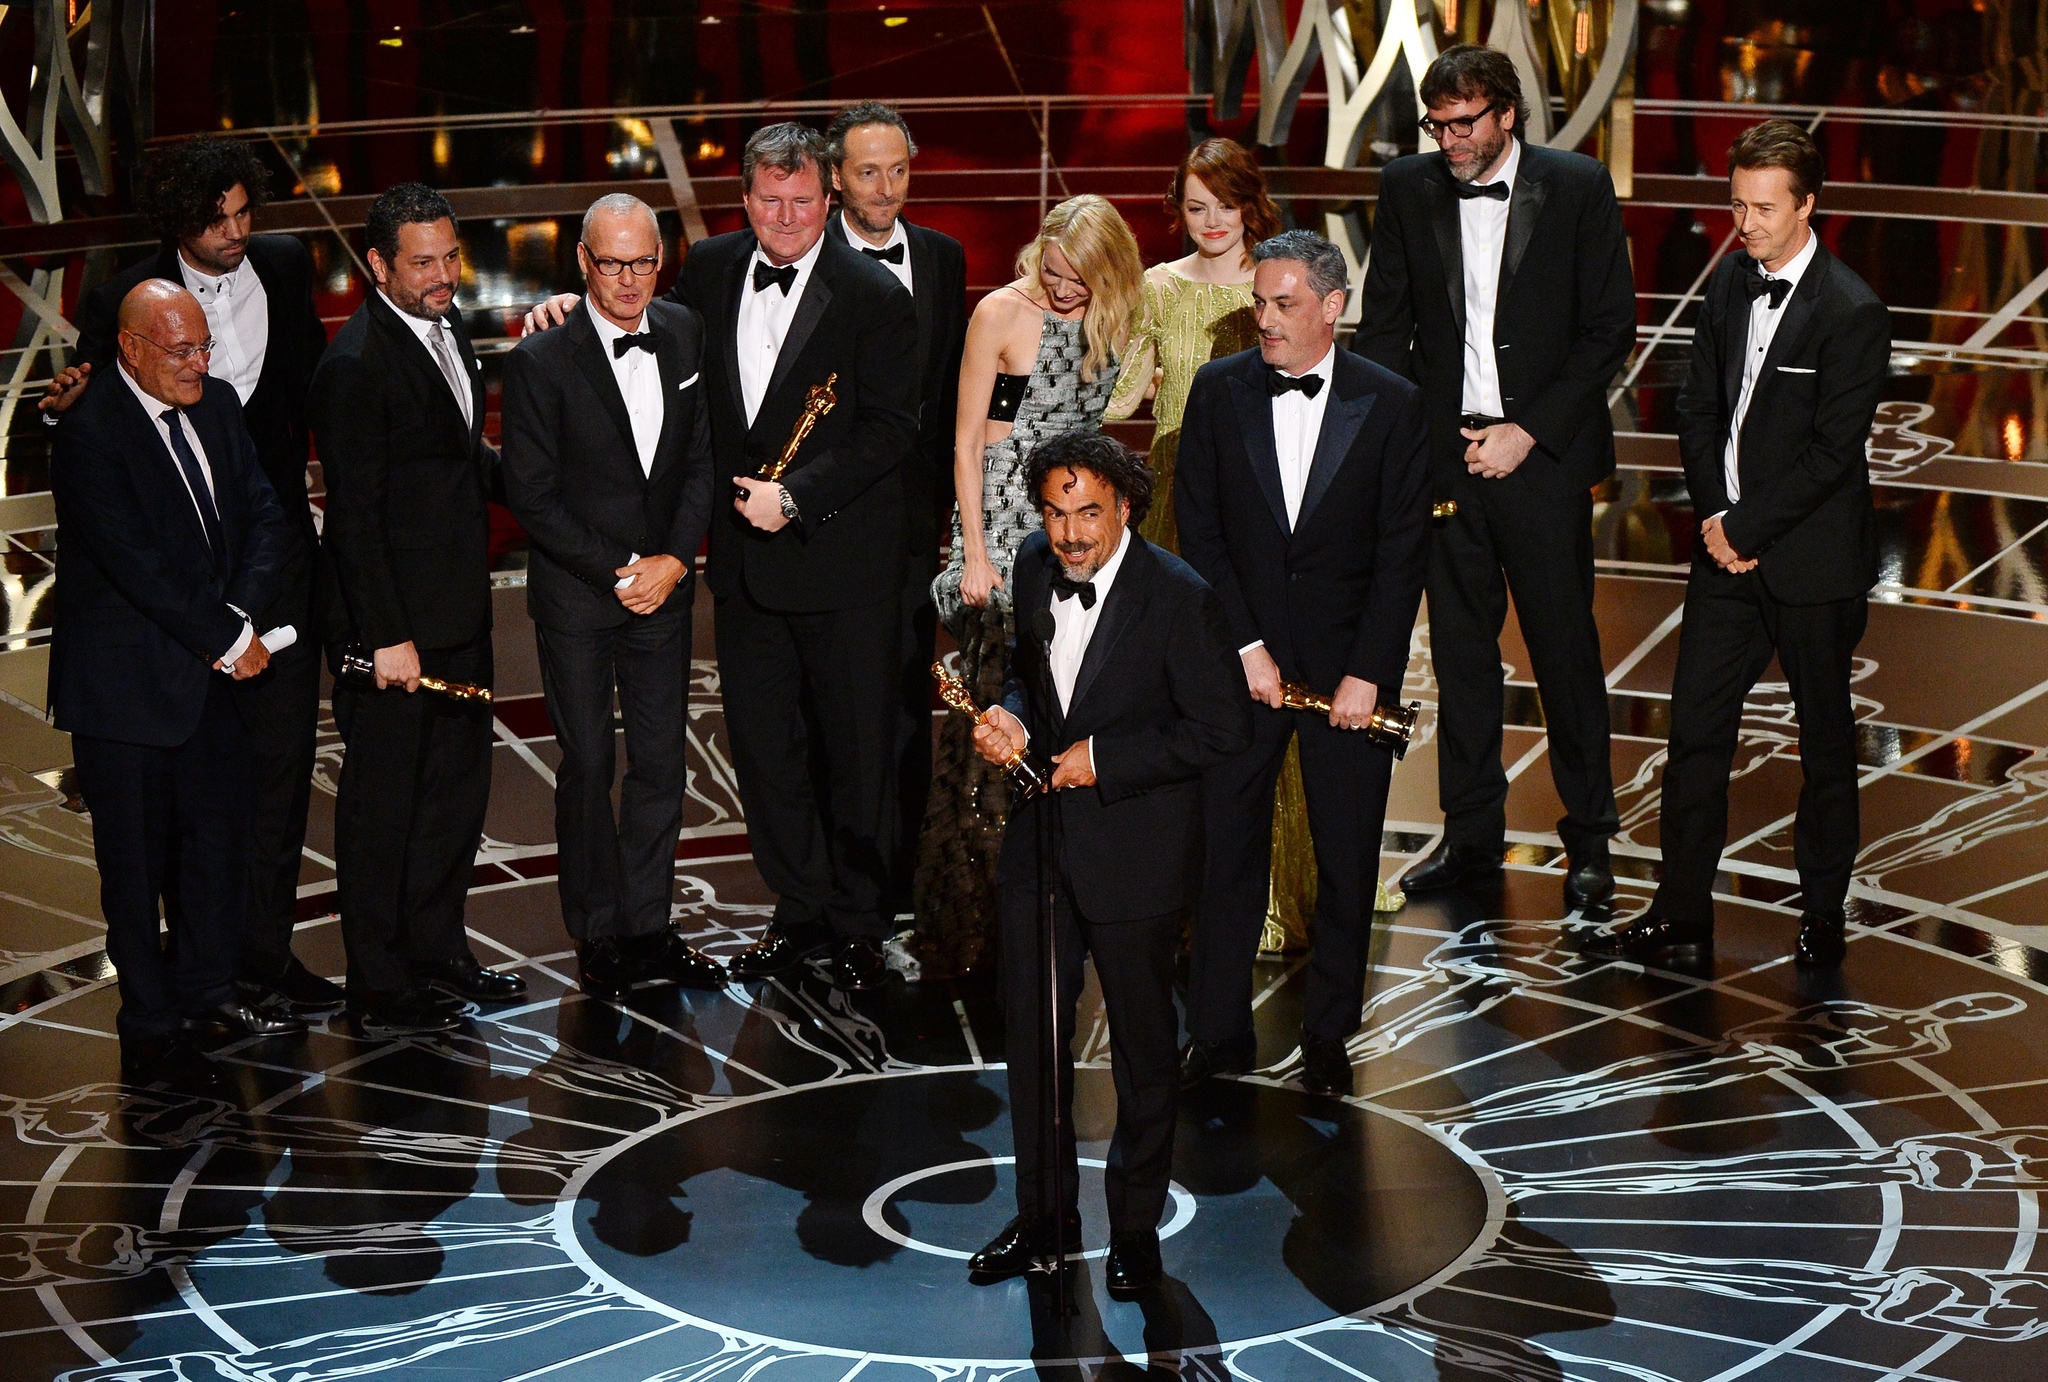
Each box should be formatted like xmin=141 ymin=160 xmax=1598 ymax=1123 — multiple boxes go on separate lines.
xmin=118 ymin=278 xmax=212 ymax=408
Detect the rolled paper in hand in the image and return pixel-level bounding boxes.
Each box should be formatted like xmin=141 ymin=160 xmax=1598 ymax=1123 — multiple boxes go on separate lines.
xmin=932 ymin=660 xmax=1051 ymax=797
xmin=339 ymin=647 xmax=494 ymax=703
xmin=1276 ymin=681 xmax=1420 ymax=759
xmin=260 ymin=625 xmax=297 ymax=654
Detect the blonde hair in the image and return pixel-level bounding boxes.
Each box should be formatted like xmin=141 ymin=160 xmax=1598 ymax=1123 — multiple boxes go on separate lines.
xmin=1013 ymin=194 xmax=1143 ymax=381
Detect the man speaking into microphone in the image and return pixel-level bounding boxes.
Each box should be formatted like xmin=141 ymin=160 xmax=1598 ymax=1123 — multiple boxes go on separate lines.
xmin=966 ymin=430 xmax=1248 ymax=1296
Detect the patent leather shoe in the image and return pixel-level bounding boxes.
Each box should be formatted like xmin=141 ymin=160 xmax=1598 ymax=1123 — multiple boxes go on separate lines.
xmin=967 ymin=1212 xmax=1081 ymax=1282
xmin=1586 ymin=913 xmax=1713 ymax=964
xmin=239 ymin=957 xmax=346 ymax=1014
xmin=1300 ymin=1037 xmax=1354 ymax=1096
xmin=819 ymin=936 xmax=887 ymax=991
xmin=1179 ymin=1032 xmax=1256 ymax=1089
xmin=1563 ymin=846 xmax=1616 ymax=910
xmin=1401 ymin=839 xmax=1502 ymax=893
xmin=1794 ymin=911 xmax=1847 ymax=968
xmin=1105 ymin=1230 xmax=1162 ymax=1297
xmin=579 ymin=939 xmax=641 ymax=999
xmin=122 ymin=1039 xmax=227 ymax=1093
xmin=185 ymin=999 xmax=308 ymax=1039
xmin=426 ymin=955 xmax=528 ymax=1004
xmin=727 ymin=929 xmax=803 ymax=981
xmin=641 ymin=928 xmax=728 ymax=990
xmin=352 ymin=990 xmax=462 ymax=1038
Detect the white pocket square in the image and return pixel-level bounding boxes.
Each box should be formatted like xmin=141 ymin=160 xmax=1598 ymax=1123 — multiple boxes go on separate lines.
xmin=678 ymin=373 xmax=699 ymax=389
xmin=1777 ymin=366 xmax=1817 ymax=374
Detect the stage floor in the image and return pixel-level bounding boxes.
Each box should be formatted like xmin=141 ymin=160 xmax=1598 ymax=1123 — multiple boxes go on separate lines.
xmin=6 ymin=456 xmax=2048 ymax=1377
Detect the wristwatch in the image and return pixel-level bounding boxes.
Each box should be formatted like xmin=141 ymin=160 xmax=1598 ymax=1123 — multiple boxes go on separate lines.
xmin=777 ymin=485 xmax=801 ymax=524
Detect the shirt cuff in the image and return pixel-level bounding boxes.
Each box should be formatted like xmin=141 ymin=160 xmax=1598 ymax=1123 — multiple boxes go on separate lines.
xmin=218 ymin=617 xmax=255 ymax=671
xmin=1238 ymin=639 xmax=1265 ymax=656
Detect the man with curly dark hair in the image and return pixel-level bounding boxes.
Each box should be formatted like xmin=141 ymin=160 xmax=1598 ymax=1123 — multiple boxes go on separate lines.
xmin=965 ymin=429 xmax=1249 ymax=1295
xmin=42 ymin=134 xmax=337 ymax=1025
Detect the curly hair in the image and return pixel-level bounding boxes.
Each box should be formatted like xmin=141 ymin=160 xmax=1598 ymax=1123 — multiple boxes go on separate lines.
xmin=1025 ymin=429 xmax=1153 ymax=527
xmin=366 ymin=183 xmax=458 ymax=264
xmin=134 ymin=136 xmax=272 ymax=245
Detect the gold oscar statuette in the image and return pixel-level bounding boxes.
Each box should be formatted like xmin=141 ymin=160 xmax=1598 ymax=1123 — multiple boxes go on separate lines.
xmin=1277 ymin=681 xmax=1419 ymax=759
xmin=761 ymin=372 xmax=839 ymax=482
xmin=932 ymin=661 xmax=1051 ymax=798
xmin=339 ymin=648 xmax=493 ymax=703
xmin=1431 ymin=500 xmax=1458 ymax=519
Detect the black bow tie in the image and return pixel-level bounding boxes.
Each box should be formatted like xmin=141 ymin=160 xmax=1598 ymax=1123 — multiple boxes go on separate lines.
xmin=753 ymin=261 xmax=799 ymax=295
xmin=1269 ymin=370 xmax=1325 ymax=399
xmin=612 ymin=332 xmax=656 ymax=357
xmin=1051 ymin=575 xmax=1097 ymax=610
xmin=1742 ymin=269 xmax=1793 ymax=310
xmin=1452 ymin=179 xmax=1511 ymax=202
xmin=861 ymin=243 xmax=905 ymax=264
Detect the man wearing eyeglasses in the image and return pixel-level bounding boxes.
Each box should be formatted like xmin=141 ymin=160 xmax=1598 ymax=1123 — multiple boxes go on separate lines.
xmin=501 ymin=194 xmax=722 ymax=999
xmin=1357 ymin=44 xmax=1635 ymax=910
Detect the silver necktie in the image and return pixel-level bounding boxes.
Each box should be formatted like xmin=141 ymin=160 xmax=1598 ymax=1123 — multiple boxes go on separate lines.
xmin=427 ymin=323 xmax=473 ymax=427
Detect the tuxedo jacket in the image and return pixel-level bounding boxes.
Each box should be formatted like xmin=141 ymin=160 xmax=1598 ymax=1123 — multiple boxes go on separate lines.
xmin=1675 ymin=241 xmax=1890 ymax=604
xmin=73 ymin=235 xmax=329 ymax=636
xmin=309 ymin=292 xmax=497 ymax=652
xmin=668 ymin=230 xmax=920 ymax=613
xmin=997 ymin=531 xmax=1252 ymax=922
xmin=1175 ymin=346 xmax=1432 ymax=695
xmin=824 ymin=214 xmax=969 ymax=522
xmin=500 ymin=300 xmax=715 ymax=631
xmin=1355 ymin=141 xmax=1637 ymax=495
xmin=49 ymin=372 xmax=288 ymax=747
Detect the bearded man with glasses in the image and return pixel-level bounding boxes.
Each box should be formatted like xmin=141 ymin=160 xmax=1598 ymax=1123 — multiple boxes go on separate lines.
xmin=1357 ymin=44 xmax=1636 ymax=911
xmin=501 ymin=194 xmax=721 ymax=999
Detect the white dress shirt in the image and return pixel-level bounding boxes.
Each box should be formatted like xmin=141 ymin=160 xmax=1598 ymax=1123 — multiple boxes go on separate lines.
xmin=378 ymin=290 xmax=473 ymax=427
xmin=1026 ymin=524 xmax=1134 ymax=774
xmin=178 ymin=252 xmax=269 ymax=404
xmin=737 ymin=232 xmax=828 ymax=426
xmin=117 ymin=362 xmax=253 ymax=666
xmin=1240 ymin=345 xmax=1337 ymax=656
xmin=1721 ymin=228 xmax=1818 ymax=505
xmin=586 ymin=300 xmax=664 ymax=475
xmin=843 ymin=211 xmax=913 ymax=295
xmin=1459 ymin=135 xmax=1522 ymax=418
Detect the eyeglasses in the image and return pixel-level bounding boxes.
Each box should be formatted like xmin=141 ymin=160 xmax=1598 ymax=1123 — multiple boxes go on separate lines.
xmin=1418 ymin=106 xmax=1503 ymax=141
xmin=584 ymin=248 xmax=660 ymax=277
xmin=129 ymin=333 xmax=216 ymax=365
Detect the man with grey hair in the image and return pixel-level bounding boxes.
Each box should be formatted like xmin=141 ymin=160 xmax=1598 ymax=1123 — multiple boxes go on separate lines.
xmin=1175 ymin=229 xmax=1432 ymax=1097
xmin=526 ymin=121 xmax=919 ymax=991
xmin=501 ymin=193 xmax=721 ymax=999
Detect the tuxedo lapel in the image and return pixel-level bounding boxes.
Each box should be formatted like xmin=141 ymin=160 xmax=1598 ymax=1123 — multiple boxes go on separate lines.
xmin=1425 ymin=171 xmax=1467 ymax=340
xmin=1720 ymin=265 xmax=1750 ymax=420
xmin=1227 ymin=371 xmax=1290 ymax=534
xmin=764 ymin=250 xmax=834 ymax=406
xmin=367 ymin=293 xmax=469 ymax=447
xmin=1295 ymin=368 xmax=1375 ymax=533
xmin=1497 ymin=158 xmax=1548 ymax=306
xmin=721 ymin=243 xmax=750 ymax=424
xmin=117 ymin=380 xmax=214 ymax=560
xmin=647 ymin=319 xmax=687 ymax=486
xmin=567 ymin=308 xmax=640 ymax=471
xmin=1068 ymin=538 xmax=1149 ymax=718
xmin=1758 ymin=247 xmax=1828 ymax=377
xmin=446 ymin=306 xmax=487 ymax=456
xmin=906 ymin=220 xmax=936 ymax=384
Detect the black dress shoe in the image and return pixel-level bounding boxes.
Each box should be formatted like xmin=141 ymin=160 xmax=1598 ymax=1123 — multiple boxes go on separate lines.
xmin=1179 ymin=1032 xmax=1257 ymax=1089
xmin=1300 ymin=1037 xmax=1354 ymax=1096
xmin=640 ymin=928 xmax=728 ymax=990
xmin=425 ymin=955 xmax=529 ymax=1004
xmin=353 ymin=991 xmax=462 ymax=1038
xmin=1564 ymin=846 xmax=1616 ymax=910
xmin=819 ymin=936 xmax=887 ymax=992
xmin=1585 ymin=913 xmax=1713 ymax=964
xmin=1794 ymin=910 xmax=1847 ymax=968
xmin=1104 ymin=1230 xmax=1162 ymax=1297
xmin=579 ymin=939 xmax=641 ymax=999
xmin=240 ymin=957 xmax=347 ymax=1015
xmin=122 ymin=1039 xmax=227 ymax=1092
xmin=967 ymin=1212 xmax=1082 ymax=1282
xmin=728 ymin=929 xmax=803 ymax=981
xmin=1401 ymin=839 xmax=1503 ymax=893
xmin=185 ymin=999 xmax=308 ymax=1039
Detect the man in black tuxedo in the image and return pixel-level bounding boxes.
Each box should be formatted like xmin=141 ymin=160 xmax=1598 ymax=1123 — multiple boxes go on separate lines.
xmin=1356 ymin=44 xmax=1635 ymax=908
xmin=822 ymin=101 xmax=969 ymax=925
xmin=501 ymin=193 xmax=722 ymax=999
xmin=42 ymin=136 xmax=338 ymax=1015
xmin=311 ymin=184 xmax=529 ymax=1037
xmin=1595 ymin=122 xmax=1890 ymax=968
xmin=1176 ymin=231 xmax=1431 ymax=1096
xmin=526 ymin=125 xmax=919 ymax=989
xmin=965 ymin=432 xmax=1251 ymax=1296
xmin=50 ymin=280 xmax=305 ymax=1089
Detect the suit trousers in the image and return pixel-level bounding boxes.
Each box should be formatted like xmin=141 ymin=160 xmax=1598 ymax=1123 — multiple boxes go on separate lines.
xmin=234 ymin=644 xmax=321 ymax=979
xmin=1429 ymin=472 xmax=1618 ymax=857
xmin=999 ymin=875 xmax=1181 ymax=1234
xmin=333 ymin=634 xmax=494 ymax=997
xmin=1654 ymin=568 xmax=1867 ymax=926
xmin=535 ymin=602 xmax=692 ymax=944
xmin=73 ymin=678 xmax=249 ymax=1042
xmin=889 ymin=511 xmax=940 ymax=917
xmin=1190 ymin=705 xmax=1396 ymax=1045
xmin=715 ymin=589 xmax=901 ymax=941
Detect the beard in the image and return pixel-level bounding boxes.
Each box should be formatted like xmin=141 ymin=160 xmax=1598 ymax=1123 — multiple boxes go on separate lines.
xmin=1449 ymin=126 xmax=1511 ymax=184
xmin=844 ymin=196 xmax=901 ymax=237
xmin=389 ymin=281 xmax=456 ymax=321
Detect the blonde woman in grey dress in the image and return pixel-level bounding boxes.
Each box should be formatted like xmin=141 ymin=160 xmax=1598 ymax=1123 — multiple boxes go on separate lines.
xmin=916 ymin=195 xmax=1144 ymax=977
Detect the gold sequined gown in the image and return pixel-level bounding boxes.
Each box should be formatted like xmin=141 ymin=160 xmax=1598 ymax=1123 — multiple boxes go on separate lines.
xmin=1109 ymin=268 xmax=1401 ymax=948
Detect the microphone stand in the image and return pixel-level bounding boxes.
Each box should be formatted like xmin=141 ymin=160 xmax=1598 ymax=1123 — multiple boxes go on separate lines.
xmin=1027 ymin=605 xmax=1073 ymax=1316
